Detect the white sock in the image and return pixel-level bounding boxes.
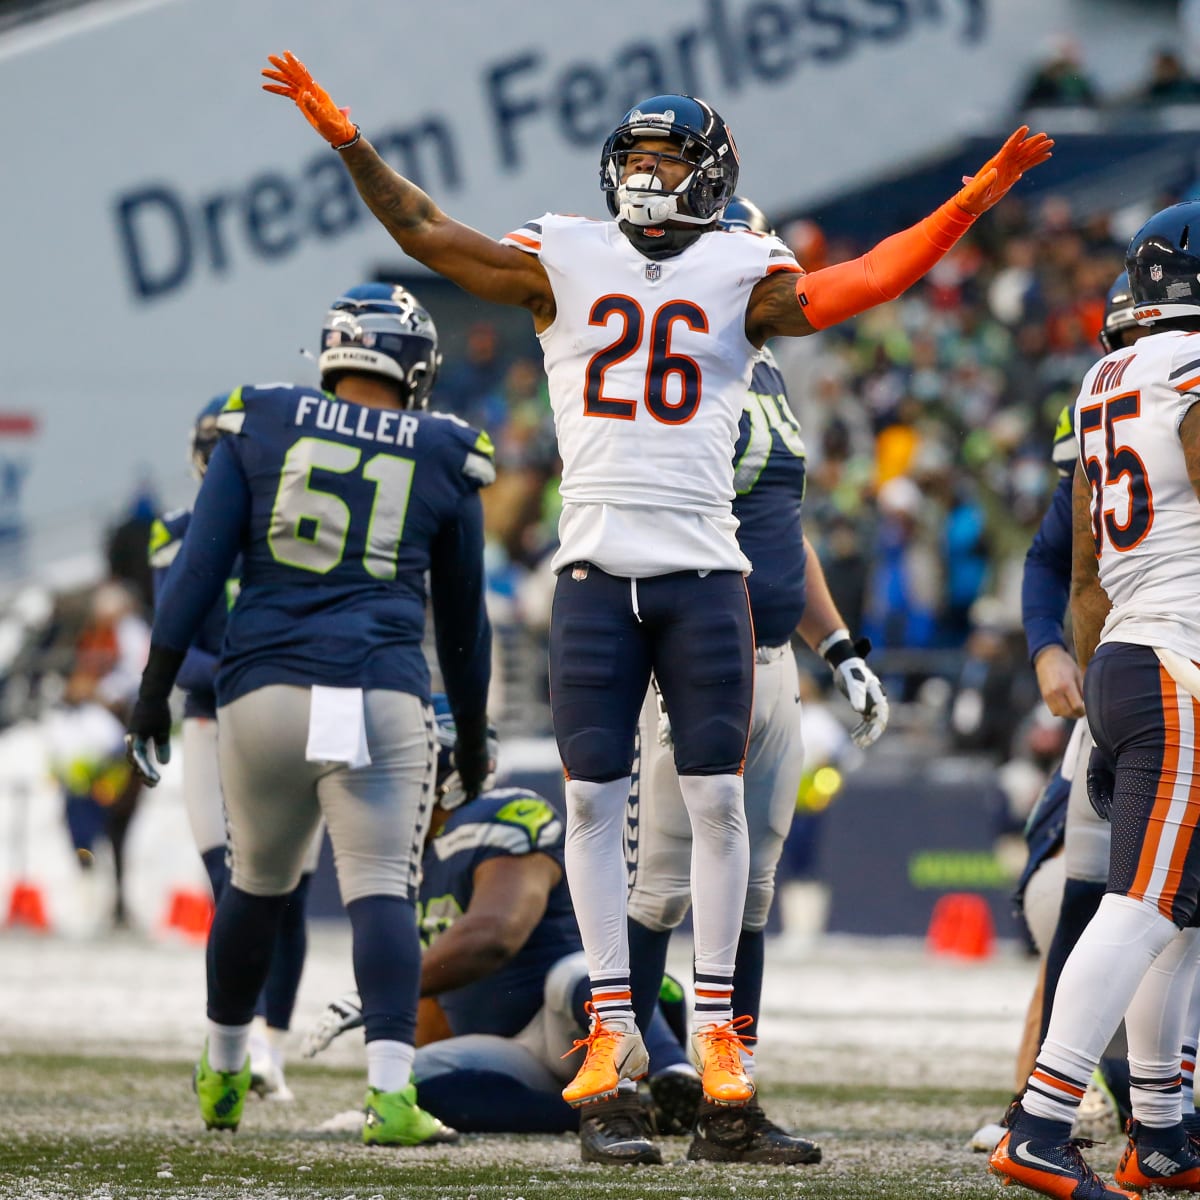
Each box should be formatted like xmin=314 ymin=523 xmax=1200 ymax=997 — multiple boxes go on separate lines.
xmin=564 ymin=776 xmax=633 ymax=979
xmin=1127 ymin=927 xmax=1200 ymax=1127
xmin=1024 ymin=893 xmax=1178 ymax=1124
xmin=367 ymin=1039 xmax=415 ymax=1093
xmin=207 ymin=1020 xmax=252 ymax=1073
xmin=266 ymin=1026 xmax=287 ymax=1070
xmin=678 ymin=773 xmax=748 ymax=973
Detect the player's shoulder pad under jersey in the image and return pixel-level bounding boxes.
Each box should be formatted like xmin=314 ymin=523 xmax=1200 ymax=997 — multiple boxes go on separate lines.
xmin=1051 ymin=404 xmax=1077 ymax=478
xmin=215 ymin=382 xmax=309 ymax=435
xmin=489 ymin=789 xmax=563 ymax=851
xmin=147 ymin=507 xmax=192 ymax=569
xmin=1165 ymin=333 xmax=1200 ymax=397
xmin=425 ymin=411 xmax=497 ymax=487
xmin=499 ymin=212 xmax=598 ymax=257
xmin=431 ymin=787 xmax=563 ymax=861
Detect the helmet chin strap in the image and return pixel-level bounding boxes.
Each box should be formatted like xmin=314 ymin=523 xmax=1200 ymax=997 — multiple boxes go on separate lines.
xmin=617 ymin=172 xmax=714 ymax=228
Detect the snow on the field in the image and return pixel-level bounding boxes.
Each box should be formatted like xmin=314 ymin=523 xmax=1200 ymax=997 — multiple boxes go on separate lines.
xmin=0 ymin=922 xmax=1036 ymax=1093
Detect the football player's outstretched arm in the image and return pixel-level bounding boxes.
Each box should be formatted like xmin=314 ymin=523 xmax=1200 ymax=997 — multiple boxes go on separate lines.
xmin=1069 ymin=464 xmax=1109 ymax=672
xmin=747 ymin=126 xmax=1053 ymax=345
xmin=263 ymin=52 xmax=554 ymax=322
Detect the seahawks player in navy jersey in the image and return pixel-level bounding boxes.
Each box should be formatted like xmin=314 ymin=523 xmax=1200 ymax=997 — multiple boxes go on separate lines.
xmin=304 ymin=698 xmax=698 ymax=1161
xmin=626 ymin=197 xmax=888 ymax=1165
xmin=148 ymin=398 xmax=315 ymax=1103
xmin=125 ymin=284 xmax=494 ymax=1147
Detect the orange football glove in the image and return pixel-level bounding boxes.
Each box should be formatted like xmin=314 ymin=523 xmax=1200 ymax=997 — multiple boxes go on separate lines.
xmin=954 ymin=125 xmax=1054 ymax=216
xmin=262 ymin=50 xmax=359 ymax=148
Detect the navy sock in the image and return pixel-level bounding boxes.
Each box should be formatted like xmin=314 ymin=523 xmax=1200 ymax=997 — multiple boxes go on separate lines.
xmin=206 ymin=886 xmax=288 ymax=1025
xmin=416 ymin=1069 xmax=578 ymax=1133
xmin=1134 ymin=1120 xmax=1187 ymax=1152
xmin=346 ymin=894 xmax=420 ymax=1046
xmin=200 ymin=846 xmax=229 ymax=904
xmin=628 ymin=917 xmax=672 ymax=1035
xmin=1011 ymin=1104 xmax=1073 ymax=1143
xmin=732 ymin=927 xmax=765 ymax=1042
xmin=258 ymin=873 xmax=311 ymax=1030
xmin=1039 ymin=879 xmax=1106 ymax=1041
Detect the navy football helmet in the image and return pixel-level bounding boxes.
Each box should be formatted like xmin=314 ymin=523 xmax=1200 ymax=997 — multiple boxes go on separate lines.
xmin=600 ymin=94 xmax=739 ymax=228
xmin=432 ymin=693 xmax=499 ymax=812
xmin=189 ymin=394 xmax=228 ymax=478
xmin=319 ymin=283 xmax=441 ymax=407
xmin=1098 ymin=271 xmax=1139 ymax=354
xmin=1126 ymin=201 xmax=1200 ymax=326
xmin=719 ymin=195 xmax=773 ymax=236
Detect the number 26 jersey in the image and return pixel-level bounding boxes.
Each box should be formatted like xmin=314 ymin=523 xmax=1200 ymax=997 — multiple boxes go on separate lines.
xmin=1074 ymin=329 xmax=1200 ymax=658
xmin=503 ymin=214 xmax=801 ymax=578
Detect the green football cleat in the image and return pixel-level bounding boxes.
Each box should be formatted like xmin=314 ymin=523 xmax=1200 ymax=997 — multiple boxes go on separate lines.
xmin=362 ymin=1084 xmax=459 ymax=1147
xmin=193 ymin=1044 xmax=252 ymax=1132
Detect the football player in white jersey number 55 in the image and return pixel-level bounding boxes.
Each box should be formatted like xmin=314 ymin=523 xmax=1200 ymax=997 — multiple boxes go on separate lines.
xmin=990 ymin=202 xmax=1200 ymax=1200
xmin=262 ymin=49 xmax=1053 ymax=1119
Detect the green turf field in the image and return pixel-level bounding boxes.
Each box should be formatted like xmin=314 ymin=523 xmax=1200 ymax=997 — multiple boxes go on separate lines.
xmin=0 ymin=1052 xmax=1126 ymax=1199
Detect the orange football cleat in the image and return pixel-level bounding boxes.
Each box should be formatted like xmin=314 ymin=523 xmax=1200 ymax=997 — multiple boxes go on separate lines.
xmin=1115 ymin=1121 xmax=1200 ymax=1191
xmin=690 ymin=1015 xmax=756 ymax=1106
xmin=561 ymin=1002 xmax=648 ymax=1108
xmin=989 ymin=1127 xmax=1137 ymax=1199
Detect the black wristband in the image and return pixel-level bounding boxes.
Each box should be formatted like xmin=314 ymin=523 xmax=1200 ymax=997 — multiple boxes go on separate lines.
xmin=138 ymin=644 xmax=187 ymax=706
xmin=823 ymin=635 xmax=872 ymax=669
xmin=333 ymin=125 xmax=361 ymax=151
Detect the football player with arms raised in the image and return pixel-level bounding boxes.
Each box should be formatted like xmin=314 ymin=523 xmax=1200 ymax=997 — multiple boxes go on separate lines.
xmin=990 ymin=206 xmax=1200 ymax=1198
xmin=125 ymin=284 xmax=494 ymax=1147
xmin=625 ymin=195 xmax=887 ymax=1164
xmin=262 ymin=50 xmax=1051 ymax=1115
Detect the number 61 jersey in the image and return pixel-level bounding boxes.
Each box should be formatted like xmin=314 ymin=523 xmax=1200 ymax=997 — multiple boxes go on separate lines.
xmin=1074 ymin=329 xmax=1200 ymax=658
xmin=503 ymin=214 xmax=801 ymax=578
xmin=152 ymin=383 xmax=495 ymax=708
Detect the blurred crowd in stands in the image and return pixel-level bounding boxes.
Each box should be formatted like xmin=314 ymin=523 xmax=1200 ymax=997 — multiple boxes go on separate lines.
xmin=4 ymin=32 xmax=1200 ymax=929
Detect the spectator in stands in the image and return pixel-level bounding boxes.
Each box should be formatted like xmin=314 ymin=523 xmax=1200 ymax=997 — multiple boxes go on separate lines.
xmin=1133 ymin=48 xmax=1200 ymax=104
xmin=104 ymin=481 xmax=158 ymax=616
xmin=1015 ymin=37 xmax=1099 ymax=110
xmin=435 ymin=320 xmax=510 ymax=428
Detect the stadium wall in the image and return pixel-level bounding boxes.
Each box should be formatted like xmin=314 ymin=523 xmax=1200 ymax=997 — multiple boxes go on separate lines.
xmin=0 ymin=0 xmax=1175 ymax=575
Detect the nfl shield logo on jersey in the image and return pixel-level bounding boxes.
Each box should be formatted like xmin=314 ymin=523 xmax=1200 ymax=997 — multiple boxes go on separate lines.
xmin=1151 ymin=264 xmax=1163 ymax=281
xmin=645 ymin=263 xmax=662 ymax=282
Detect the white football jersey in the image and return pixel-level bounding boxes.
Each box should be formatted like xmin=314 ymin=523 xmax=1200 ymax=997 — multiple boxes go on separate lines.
xmin=1073 ymin=329 xmax=1200 ymax=658
xmin=502 ymin=214 xmax=801 ymax=577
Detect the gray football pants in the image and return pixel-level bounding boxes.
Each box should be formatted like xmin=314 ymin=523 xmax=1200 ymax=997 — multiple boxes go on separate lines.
xmin=627 ymin=646 xmax=805 ymax=932
xmin=216 ymin=685 xmax=435 ymax=903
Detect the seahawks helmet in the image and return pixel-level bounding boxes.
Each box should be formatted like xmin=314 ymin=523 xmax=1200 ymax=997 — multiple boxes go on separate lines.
xmin=318 ymin=283 xmax=441 ymax=407
xmin=1126 ymin=201 xmax=1200 ymax=326
xmin=1098 ymin=271 xmax=1139 ymax=354
xmin=189 ymin=394 xmax=228 ymax=478
xmin=600 ymin=94 xmax=739 ymax=229
xmin=432 ymin=693 xmax=499 ymax=812
xmin=719 ymin=195 xmax=773 ymax=236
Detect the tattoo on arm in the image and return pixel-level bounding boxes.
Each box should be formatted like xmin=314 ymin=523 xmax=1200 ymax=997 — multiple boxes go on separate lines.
xmin=747 ymin=272 xmax=815 ymax=345
xmin=341 ymin=138 xmax=438 ymax=238
xmin=1069 ymin=464 xmax=1109 ymax=671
